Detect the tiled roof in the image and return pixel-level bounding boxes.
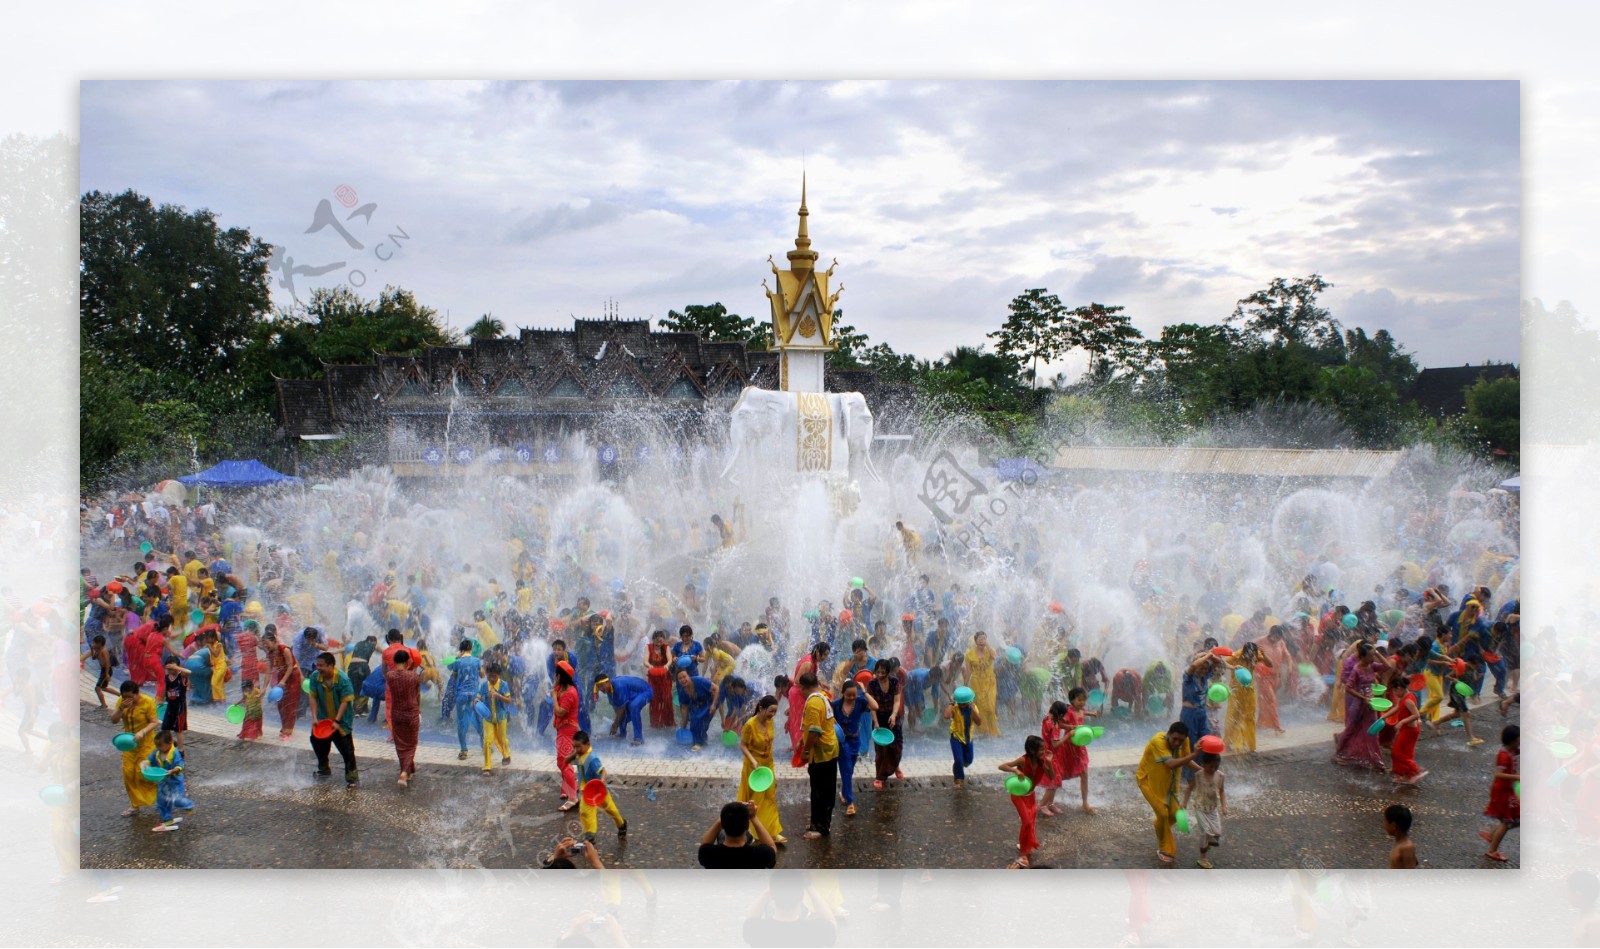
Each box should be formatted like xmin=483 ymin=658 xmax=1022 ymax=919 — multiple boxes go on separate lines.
xmin=272 ymin=317 xmax=884 ymax=438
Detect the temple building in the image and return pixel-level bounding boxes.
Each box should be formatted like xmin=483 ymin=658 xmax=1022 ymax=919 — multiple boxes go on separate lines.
xmin=273 ymin=185 xmax=898 ymax=476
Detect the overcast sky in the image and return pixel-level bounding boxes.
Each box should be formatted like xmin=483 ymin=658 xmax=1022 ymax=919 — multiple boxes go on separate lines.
xmin=80 ymin=80 xmax=1519 ymax=374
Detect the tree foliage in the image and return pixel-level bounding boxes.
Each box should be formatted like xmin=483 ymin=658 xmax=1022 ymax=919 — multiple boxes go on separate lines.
xmin=988 ymin=288 xmax=1068 ymax=385
xmin=1461 ymin=374 xmax=1519 ymax=458
xmin=465 ymin=314 xmax=507 ymax=340
xmin=81 ymin=189 xmax=274 ymax=384
xmin=659 ymin=302 xmax=770 ymax=349
xmin=1066 ymin=302 xmax=1145 ymax=378
xmin=1227 ymin=273 xmax=1341 ymax=350
xmin=239 ymin=285 xmax=457 ymax=408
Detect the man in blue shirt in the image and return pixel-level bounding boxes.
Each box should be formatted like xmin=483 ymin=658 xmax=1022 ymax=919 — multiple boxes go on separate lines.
xmin=594 ymin=673 xmax=651 ymax=745
xmin=294 ymin=627 xmax=327 ymax=678
xmin=711 ymin=675 xmax=753 ymax=734
xmin=449 ymin=639 xmax=484 ymax=760
xmin=217 ymin=592 xmax=243 ymax=658
xmin=911 ymin=574 xmax=937 ymax=620
xmin=671 ymin=625 xmax=704 ymax=673
xmin=904 ymin=664 xmax=944 ymax=733
xmin=675 ymin=668 xmax=718 ymax=750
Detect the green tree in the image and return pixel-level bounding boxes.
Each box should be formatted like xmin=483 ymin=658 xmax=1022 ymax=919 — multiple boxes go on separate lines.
xmin=1343 ymin=327 xmax=1418 ymax=390
xmin=941 ymin=345 xmax=1026 ymax=392
xmin=241 ymin=285 xmax=457 ymax=405
xmin=1147 ymin=322 xmax=1248 ymax=420
xmin=80 ymin=189 xmax=274 ymax=383
xmin=989 ymin=288 xmax=1069 ymax=385
xmin=826 ymin=311 xmax=871 ymax=369
xmin=659 ymin=302 xmax=769 ymax=349
xmin=1228 ymin=274 xmax=1341 ymax=350
xmin=1315 ymin=364 xmax=1419 ymax=448
xmin=465 ymin=313 xmax=507 ymax=340
xmin=1461 ymin=373 xmax=1519 ymax=458
xmin=859 ymin=342 xmax=928 ymax=383
xmin=1066 ymin=302 xmax=1145 ymax=380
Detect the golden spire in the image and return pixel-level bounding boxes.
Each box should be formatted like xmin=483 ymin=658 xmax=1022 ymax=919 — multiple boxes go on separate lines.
xmin=786 ymin=173 xmax=818 ymax=273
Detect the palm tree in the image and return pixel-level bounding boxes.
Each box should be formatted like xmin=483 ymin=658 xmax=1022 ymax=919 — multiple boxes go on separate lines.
xmin=465 ymin=314 xmax=506 ymax=341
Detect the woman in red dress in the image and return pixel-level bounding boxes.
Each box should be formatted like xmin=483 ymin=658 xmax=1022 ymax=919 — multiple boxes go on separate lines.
xmin=998 ymin=735 xmax=1055 ymax=868
xmin=1255 ymin=648 xmax=1284 ymax=734
xmin=1058 ymin=688 xmax=1096 ymax=813
xmin=263 ymin=628 xmax=302 ymax=740
xmin=388 ymin=649 xmax=422 ymax=786
xmin=1387 ymin=682 xmax=1426 ymax=785
xmin=646 ymin=631 xmax=673 ymax=729
xmin=786 ymin=642 xmax=831 ymax=751
xmin=553 ymin=661 xmax=581 ymax=810
xmin=1038 ymin=701 xmax=1069 ymax=816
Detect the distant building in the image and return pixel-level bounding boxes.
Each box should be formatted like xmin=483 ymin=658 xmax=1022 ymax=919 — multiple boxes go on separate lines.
xmin=1406 ymin=363 xmax=1519 ymax=419
xmin=272 ymin=186 xmax=906 ymax=477
xmin=274 ymin=316 xmax=895 ymax=476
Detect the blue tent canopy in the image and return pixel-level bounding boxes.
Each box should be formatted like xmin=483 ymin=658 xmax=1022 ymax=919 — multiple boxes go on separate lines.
xmin=177 ymin=459 xmax=301 ymax=488
xmin=993 ymin=457 xmax=1048 ymax=482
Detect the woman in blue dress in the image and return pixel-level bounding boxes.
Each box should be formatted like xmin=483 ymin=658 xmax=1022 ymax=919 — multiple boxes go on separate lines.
xmin=831 ymin=678 xmax=879 ymax=817
xmin=1179 ymin=652 xmax=1222 ymax=757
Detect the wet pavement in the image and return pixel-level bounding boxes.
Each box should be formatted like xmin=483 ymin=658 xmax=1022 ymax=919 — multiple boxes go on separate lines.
xmin=80 ymin=699 xmax=1521 ymax=871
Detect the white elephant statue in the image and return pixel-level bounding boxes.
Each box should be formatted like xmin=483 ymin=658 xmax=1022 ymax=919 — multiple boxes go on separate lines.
xmin=721 ymin=387 xmax=880 ymax=484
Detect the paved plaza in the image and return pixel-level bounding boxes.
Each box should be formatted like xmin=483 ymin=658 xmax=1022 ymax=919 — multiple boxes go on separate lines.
xmin=79 ymin=676 xmax=1521 ymax=872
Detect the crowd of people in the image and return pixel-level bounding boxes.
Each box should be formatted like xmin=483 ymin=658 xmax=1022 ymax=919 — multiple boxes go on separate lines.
xmin=76 ymin=468 xmax=1529 ymax=867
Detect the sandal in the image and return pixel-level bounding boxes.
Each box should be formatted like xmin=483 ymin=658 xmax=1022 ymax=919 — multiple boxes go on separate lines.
xmin=1479 ymin=830 xmax=1494 ymax=845
xmin=1156 ymin=852 xmax=1175 ymax=864
xmin=1486 ymin=851 xmax=1509 ymax=862
xmin=152 ymin=822 xmax=179 ymax=833
xmin=846 ymin=804 xmax=856 ymax=816
xmin=558 ymin=801 xmax=578 ymax=813
xmin=121 ymin=808 xmax=138 ymax=818
xmin=1007 ymin=857 xmax=1031 ymax=869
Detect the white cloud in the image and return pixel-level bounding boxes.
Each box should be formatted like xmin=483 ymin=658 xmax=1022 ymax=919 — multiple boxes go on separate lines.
xmin=78 ymin=79 xmax=1520 ymax=369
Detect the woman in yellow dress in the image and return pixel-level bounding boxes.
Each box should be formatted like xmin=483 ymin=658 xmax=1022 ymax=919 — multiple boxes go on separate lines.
xmin=1224 ymin=642 xmax=1268 ymax=753
xmin=964 ymin=632 xmax=1002 ymax=737
xmin=109 ymin=681 xmax=161 ymax=816
xmin=206 ymin=629 xmax=229 ymax=706
xmin=417 ymin=639 xmax=442 ymax=693
xmin=167 ymin=568 xmax=190 ymax=634
xmin=1135 ymin=723 xmax=1198 ymax=864
xmin=1328 ymin=638 xmax=1360 ymax=723
xmin=737 ymin=695 xmax=785 ymax=845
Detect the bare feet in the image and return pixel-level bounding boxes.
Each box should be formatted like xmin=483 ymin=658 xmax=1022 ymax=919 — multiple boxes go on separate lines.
xmin=1081 ymin=804 xmax=1097 ymax=815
